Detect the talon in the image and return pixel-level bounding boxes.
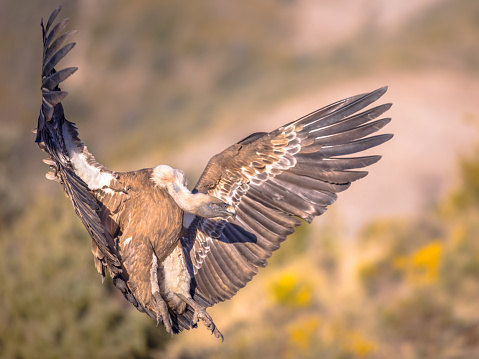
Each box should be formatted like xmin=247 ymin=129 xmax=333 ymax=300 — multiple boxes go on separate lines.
xmin=175 ymin=293 xmax=224 ymax=340
xmin=191 ymin=311 xmax=198 ymax=326
xmin=153 ymin=292 xmax=173 ymax=335
xmin=192 ymin=308 xmax=223 ymax=340
xmin=213 ymin=328 xmax=224 ymax=342
xmin=189 ymin=319 xmax=198 ymax=329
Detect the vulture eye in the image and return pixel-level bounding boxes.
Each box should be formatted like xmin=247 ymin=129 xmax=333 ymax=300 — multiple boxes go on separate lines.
xmin=209 ymin=203 xmax=219 ymax=209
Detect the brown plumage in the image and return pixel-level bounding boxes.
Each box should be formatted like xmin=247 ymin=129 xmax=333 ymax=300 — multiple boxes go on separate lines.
xmin=35 ymin=7 xmax=393 ymax=340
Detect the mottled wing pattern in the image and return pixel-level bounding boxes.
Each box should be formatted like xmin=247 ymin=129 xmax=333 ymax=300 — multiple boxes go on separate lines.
xmin=90 ymin=187 xmax=131 ymax=281
xmin=35 ymin=7 xmax=146 ymax=315
xmin=183 ymin=88 xmax=392 ymax=308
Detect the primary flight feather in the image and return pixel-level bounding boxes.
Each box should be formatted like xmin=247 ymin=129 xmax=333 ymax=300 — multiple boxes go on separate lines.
xmin=35 ymin=7 xmax=392 ymax=340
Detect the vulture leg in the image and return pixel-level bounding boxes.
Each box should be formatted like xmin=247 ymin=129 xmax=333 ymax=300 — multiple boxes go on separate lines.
xmin=150 ymin=250 xmax=174 ymax=335
xmin=175 ymin=293 xmax=224 ymax=341
xmin=152 ymin=291 xmax=173 ymax=335
xmin=118 ymin=234 xmax=177 ymax=335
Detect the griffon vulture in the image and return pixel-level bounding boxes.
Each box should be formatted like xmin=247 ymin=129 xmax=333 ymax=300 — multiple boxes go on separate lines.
xmin=35 ymin=7 xmax=392 ymax=340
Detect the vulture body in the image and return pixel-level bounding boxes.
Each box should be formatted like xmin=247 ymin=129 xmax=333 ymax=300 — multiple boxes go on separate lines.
xmin=35 ymin=7 xmax=393 ymax=340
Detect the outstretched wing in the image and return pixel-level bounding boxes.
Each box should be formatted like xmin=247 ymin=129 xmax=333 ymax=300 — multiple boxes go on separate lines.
xmin=35 ymin=7 xmax=150 ymax=317
xmin=182 ymin=87 xmax=392 ymax=308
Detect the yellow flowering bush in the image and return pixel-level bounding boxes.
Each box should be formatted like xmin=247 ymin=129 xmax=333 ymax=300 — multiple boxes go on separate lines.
xmin=270 ymin=272 xmax=313 ymax=308
xmin=393 ymin=241 xmax=443 ymax=285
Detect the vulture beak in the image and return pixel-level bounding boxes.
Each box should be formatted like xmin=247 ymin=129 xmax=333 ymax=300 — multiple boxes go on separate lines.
xmin=224 ymin=204 xmax=236 ymax=219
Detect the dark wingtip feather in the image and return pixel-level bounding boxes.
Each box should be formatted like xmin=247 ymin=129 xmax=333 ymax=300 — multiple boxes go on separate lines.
xmin=42 ymin=42 xmax=76 ymax=77
xmin=44 ymin=18 xmax=70 ymax=51
xmin=45 ymin=6 xmax=62 ymax=34
xmin=42 ymin=67 xmax=78 ymax=91
xmin=299 ymin=86 xmax=390 ymax=130
xmin=379 ymin=102 xmax=393 ymax=113
xmin=370 ymin=86 xmax=388 ymax=102
xmin=319 ymin=133 xmax=393 ymax=158
xmin=43 ymin=90 xmax=69 ymax=107
xmin=379 ymin=133 xmax=394 ymax=143
xmin=366 ymin=86 xmax=390 ymax=108
xmin=44 ymin=30 xmax=78 ymax=64
xmin=375 ymin=85 xmax=388 ymax=96
xmin=357 ymin=86 xmax=389 ymax=110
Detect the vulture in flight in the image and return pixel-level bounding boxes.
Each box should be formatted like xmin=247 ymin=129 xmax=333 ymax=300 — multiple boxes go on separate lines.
xmin=35 ymin=7 xmax=392 ymax=340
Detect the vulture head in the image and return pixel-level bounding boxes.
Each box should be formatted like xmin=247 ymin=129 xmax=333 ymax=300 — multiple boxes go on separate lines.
xmin=189 ymin=194 xmax=236 ymax=219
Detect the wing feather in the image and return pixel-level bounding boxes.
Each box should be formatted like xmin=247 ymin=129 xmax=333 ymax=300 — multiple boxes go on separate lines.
xmin=44 ymin=30 xmax=78 ymax=64
xmin=42 ymin=42 xmax=76 ymax=79
xmin=318 ymin=134 xmax=393 ymax=157
xmin=223 ymin=225 xmax=269 ymax=267
xmin=201 ymin=254 xmax=233 ymax=300
xmin=44 ymin=17 xmax=70 ymax=50
xmin=207 ymin=244 xmax=243 ymax=291
xmin=42 ymin=67 xmax=78 ymax=91
xmin=44 ymin=6 xmax=62 ymax=34
xmin=235 ymin=215 xmax=281 ymax=251
xmin=275 ymin=172 xmax=350 ymax=193
xmin=247 ymin=186 xmax=315 ymax=221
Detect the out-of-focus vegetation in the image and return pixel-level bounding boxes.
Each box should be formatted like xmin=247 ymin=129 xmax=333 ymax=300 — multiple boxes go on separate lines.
xmin=1 ymin=0 xmax=479 ymax=358
xmin=357 ymin=145 xmax=479 ymax=358
xmin=0 ymin=195 xmax=171 ymax=359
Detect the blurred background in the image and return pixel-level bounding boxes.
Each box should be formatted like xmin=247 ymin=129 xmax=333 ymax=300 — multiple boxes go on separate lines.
xmin=1 ymin=0 xmax=479 ymax=358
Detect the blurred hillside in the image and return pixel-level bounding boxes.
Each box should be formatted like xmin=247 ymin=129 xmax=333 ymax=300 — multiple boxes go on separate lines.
xmin=1 ymin=0 xmax=479 ymax=358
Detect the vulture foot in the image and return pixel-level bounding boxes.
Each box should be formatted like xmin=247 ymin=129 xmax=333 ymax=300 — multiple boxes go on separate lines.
xmin=153 ymin=292 xmax=173 ymax=336
xmin=192 ymin=308 xmax=223 ymax=341
xmin=176 ymin=293 xmax=224 ymax=341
